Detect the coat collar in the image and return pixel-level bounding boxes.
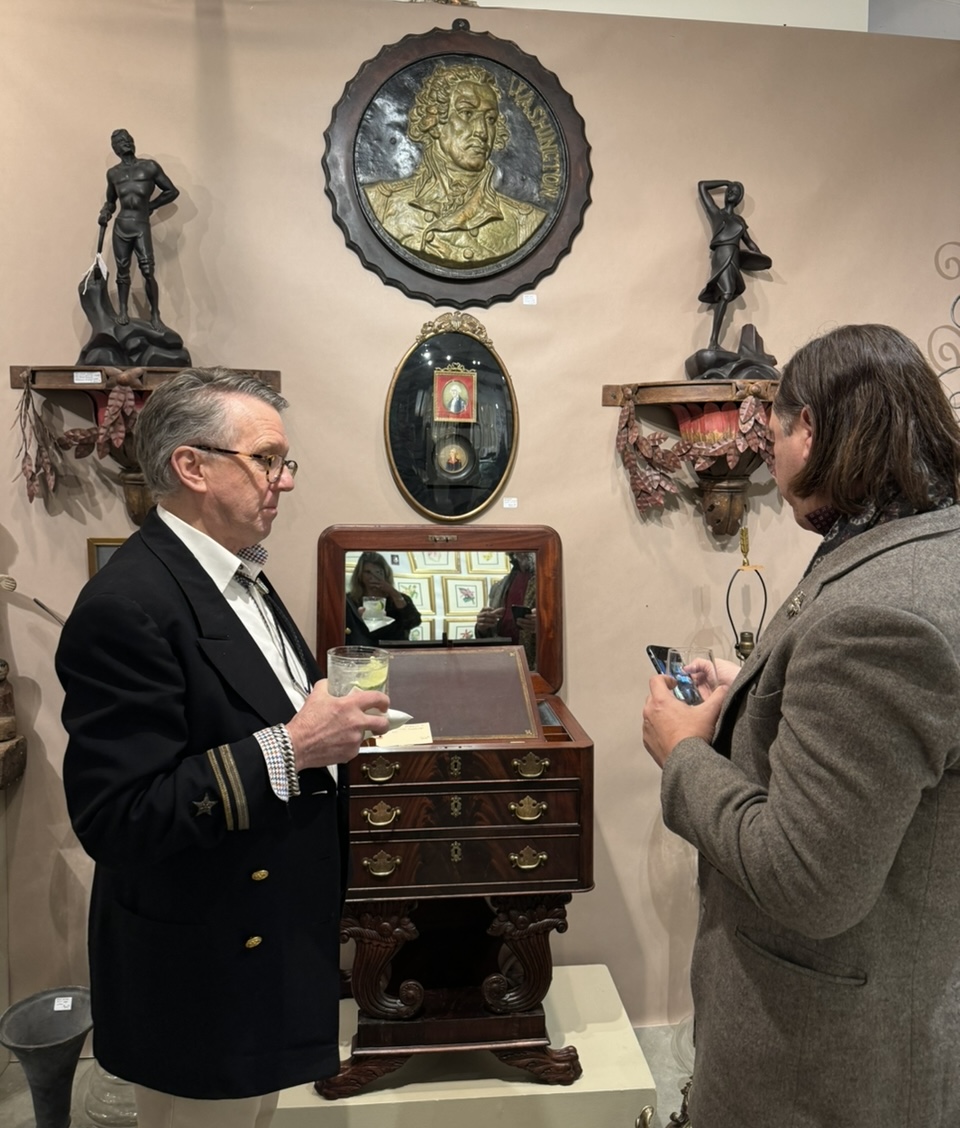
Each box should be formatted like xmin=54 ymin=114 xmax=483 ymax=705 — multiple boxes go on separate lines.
xmin=138 ymin=508 xmax=314 ymax=725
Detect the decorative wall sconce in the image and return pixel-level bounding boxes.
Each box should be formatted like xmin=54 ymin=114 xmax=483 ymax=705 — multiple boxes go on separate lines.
xmin=10 ymin=366 xmax=281 ymax=525
xmin=603 ymin=376 xmax=777 ymax=536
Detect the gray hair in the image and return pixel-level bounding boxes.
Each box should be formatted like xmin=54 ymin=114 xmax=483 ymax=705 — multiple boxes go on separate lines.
xmin=135 ymin=368 xmax=288 ymax=499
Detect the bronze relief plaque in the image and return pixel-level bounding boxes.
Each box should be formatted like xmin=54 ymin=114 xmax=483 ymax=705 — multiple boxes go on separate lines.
xmin=324 ymin=20 xmax=591 ymax=307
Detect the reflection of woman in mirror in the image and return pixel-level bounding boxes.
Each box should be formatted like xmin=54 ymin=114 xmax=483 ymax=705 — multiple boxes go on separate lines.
xmin=347 ymin=551 xmax=422 ymax=641
xmin=475 ymin=551 xmax=537 ymax=668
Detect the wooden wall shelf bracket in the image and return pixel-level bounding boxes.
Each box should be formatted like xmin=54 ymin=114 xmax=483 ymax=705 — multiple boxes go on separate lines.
xmin=9 ymin=366 xmax=281 ymax=525
xmin=603 ymin=378 xmax=778 ymax=537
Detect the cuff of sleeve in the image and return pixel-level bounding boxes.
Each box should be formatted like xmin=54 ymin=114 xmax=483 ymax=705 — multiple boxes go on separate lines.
xmin=255 ymin=724 xmax=301 ymax=801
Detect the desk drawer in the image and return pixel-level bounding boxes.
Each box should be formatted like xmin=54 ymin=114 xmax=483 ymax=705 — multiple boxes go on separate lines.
xmin=353 ymin=745 xmax=586 ymax=786
xmin=347 ymin=832 xmax=585 ymax=896
xmin=350 ymin=787 xmax=580 ymax=833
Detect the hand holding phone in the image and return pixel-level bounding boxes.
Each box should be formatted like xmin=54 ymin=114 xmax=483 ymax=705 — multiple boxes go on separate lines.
xmin=646 ymin=644 xmax=705 ymax=706
xmin=511 ymin=605 xmax=532 ymax=623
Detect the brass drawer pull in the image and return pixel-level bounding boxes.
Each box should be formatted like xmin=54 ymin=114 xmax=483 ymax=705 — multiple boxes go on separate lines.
xmin=509 ymin=847 xmax=548 ymax=871
xmin=512 ymin=752 xmax=550 ymax=779
xmin=362 ymin=851 xmax=401 ymax=877
xmin=361 ymin=802 xmax=401 ymax=827
xmin=362 ymin=756 xmax=400 ymax=783
xmin=508 ymin=796 xmax=547 ymax=821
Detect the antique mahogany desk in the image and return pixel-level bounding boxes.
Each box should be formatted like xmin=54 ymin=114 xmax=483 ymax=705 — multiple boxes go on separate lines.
xmin=315 ymin=526 xmax=594 ymax=1099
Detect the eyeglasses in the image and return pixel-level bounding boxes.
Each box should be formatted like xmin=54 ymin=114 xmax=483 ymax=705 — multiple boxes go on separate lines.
xmin=192 ymin=445 xmax=298 ymax=484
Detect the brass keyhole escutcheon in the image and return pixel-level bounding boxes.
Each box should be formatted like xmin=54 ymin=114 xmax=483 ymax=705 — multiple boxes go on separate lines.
xmin=448 ymin=753 xmax=462 ymax=778
xmin=508 ymin=795 xmax=547 ymax=821
xmin=450 ymin=841 xmax=463 ymax=863
xmin=449 ymin=795 xmax=462 ymax=818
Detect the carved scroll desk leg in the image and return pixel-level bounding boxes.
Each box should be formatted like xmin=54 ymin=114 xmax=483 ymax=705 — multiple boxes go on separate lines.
xmin=483 ymin=895 xmax=582 ymax=1084
xmin=483 ymin=894 xmax=571 ymax=1012
xmin=315 ymin=901 xmax=421 ymax=1100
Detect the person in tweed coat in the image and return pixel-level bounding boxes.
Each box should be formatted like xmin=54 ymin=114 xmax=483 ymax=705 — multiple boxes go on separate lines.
xmin=643 ymin=324 xmax=960 ymax=1126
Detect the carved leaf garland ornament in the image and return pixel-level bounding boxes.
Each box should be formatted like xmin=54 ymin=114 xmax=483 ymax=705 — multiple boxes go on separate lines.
xmin=616 ymin=389 xmax=773 ymax=516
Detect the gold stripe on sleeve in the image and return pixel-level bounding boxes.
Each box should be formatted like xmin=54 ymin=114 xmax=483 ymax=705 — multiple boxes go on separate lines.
xmin=218 ymin=744 xmax=250 ymax=831
xmin=205 ymin=746 xmax=235 ymax=831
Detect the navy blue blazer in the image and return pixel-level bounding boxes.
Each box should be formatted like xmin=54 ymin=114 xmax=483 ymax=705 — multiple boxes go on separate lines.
xmin=57 ymin=509 xmax=348 ymax=1098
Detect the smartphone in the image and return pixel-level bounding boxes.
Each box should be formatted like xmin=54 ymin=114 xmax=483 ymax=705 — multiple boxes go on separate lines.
xmin=646 ymin=644 xmax=703 ymax=706
xmin=511 ymin=605 xmax=532 ymax=622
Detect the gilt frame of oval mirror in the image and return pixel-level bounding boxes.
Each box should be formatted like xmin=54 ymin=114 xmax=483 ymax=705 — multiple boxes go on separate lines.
xmin=317 ymin=524 xmax=563 ymax=695
xmin=385 ymin=312 xmax=518 ymax=523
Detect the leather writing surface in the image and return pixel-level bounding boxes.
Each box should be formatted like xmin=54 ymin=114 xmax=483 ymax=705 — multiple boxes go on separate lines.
xmin=388 ymin=646 xmax=541 ymax=740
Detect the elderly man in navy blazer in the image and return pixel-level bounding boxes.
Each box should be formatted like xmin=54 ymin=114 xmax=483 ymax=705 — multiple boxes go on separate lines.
xmin=57 ymin=369 xmax=389 ymax=1128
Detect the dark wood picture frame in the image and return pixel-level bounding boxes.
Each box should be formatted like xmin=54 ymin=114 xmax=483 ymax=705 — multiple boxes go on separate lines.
xmin=323 ymin=19 xmax=592 ymax=308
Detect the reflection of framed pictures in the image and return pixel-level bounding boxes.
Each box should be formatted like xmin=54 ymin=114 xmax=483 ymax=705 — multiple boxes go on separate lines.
xmin=87 ymin=538 xmax=126 ymax=578
xmin=323 ymin=21 xmax=591 ymax=308
xmin=408 ymin=620 xmax=435 ymax=642
xmin=466 ymin=551 xmax=509 ymax=575
xmin=411 ymin=551 xmax=460 ymax=574
xmin=396 ymin=576 xmax=435 ymax=614
xmin=443 ymin=577 xmax=486 ymax=614
xmin=445 ymin=620 xmax=477 ymax=641
xmin=434 ymin=366 xmax=476 ymax=424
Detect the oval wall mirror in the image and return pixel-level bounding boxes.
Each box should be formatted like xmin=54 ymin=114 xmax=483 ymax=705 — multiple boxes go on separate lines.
xmin=385 ymin=312 xmax=518 ymax=522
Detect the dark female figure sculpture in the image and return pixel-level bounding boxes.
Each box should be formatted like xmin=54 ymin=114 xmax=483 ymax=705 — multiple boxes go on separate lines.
xmin=686 ymin=180 xmax=775 ymax=380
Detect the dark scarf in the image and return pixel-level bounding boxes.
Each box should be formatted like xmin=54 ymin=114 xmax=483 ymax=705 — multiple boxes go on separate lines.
xmin=804 ymin=492 xmax=956 ymax=577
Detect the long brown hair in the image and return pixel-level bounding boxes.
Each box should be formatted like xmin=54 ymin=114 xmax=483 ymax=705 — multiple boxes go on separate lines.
xmin=774 ymin=324 xmax=960 ymax=513
xmin=348 ymin=551 xmax=394 ymax=606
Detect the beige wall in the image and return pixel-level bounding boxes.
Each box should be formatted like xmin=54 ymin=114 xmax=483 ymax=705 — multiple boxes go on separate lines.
xmin=0 ymin=0 xmax=957 ymax=1027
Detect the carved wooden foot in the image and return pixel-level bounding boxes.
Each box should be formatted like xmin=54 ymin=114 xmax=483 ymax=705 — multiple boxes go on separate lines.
xmin=491 ymin=1043 xmax=582 ymax=1085
xmin=315 ymin=1053 xmax=412 ymax=1100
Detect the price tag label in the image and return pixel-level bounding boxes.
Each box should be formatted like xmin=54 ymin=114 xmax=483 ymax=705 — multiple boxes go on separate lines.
xmin=72 ymin=371 xmax=103 ymax=385
xmin=53 ymin=997 xmax=73 ymax=1011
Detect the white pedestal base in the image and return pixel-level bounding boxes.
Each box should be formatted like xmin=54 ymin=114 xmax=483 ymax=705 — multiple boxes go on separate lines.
xmin=276 ymin=964 xmax=656 ymax=1127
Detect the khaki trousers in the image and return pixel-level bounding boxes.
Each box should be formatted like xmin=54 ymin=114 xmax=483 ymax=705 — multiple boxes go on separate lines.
xmin=134 ymin=1085 xmax=280 ymax=1128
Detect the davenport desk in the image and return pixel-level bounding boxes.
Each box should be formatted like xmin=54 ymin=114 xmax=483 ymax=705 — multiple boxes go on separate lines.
xmin=315 ymin=526 xmax=594 ymax=1099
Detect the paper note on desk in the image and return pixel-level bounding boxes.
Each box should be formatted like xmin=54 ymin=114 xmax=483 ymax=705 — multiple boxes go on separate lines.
xmin=377 ymin=722 xmax=432 ymax=746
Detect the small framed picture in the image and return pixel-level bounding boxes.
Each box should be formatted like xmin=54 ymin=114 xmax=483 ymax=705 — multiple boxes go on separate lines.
xmin=444 ymin=619 xmax=477 ymax=641
xmin=433 ymin=366 xmax=477 ymax=424
xmin=407 ymin=620 xmax=435 ymax=642
xmin=87 ymin=538 xmax=126 ymax=578
xmin=396 ymin=576 xmax=435 ymax=614
xmin=466 ymin=551 xmax=509 ymax=575
xmin=443 ymin=577 xmax=486 ymax=615
xmin=411 ymin=551 xmax=461 ymax=574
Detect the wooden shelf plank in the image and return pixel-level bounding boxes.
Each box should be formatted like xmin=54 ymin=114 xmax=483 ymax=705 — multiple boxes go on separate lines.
xmin=10 ymin=366 xmax=281 ymax=391
xmin=602 ymin=378 xmax=777 ymax=407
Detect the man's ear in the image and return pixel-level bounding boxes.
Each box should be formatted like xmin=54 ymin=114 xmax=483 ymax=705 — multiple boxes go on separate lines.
xmin=799 ymin=405 xmax=815 ymax=460
xmin=169 ymin=446 xmax=208 ymax=494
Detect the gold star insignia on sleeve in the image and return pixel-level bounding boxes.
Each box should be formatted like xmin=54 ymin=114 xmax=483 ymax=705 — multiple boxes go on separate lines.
xmin=192 ymin=792 xmax=219 ymax=816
